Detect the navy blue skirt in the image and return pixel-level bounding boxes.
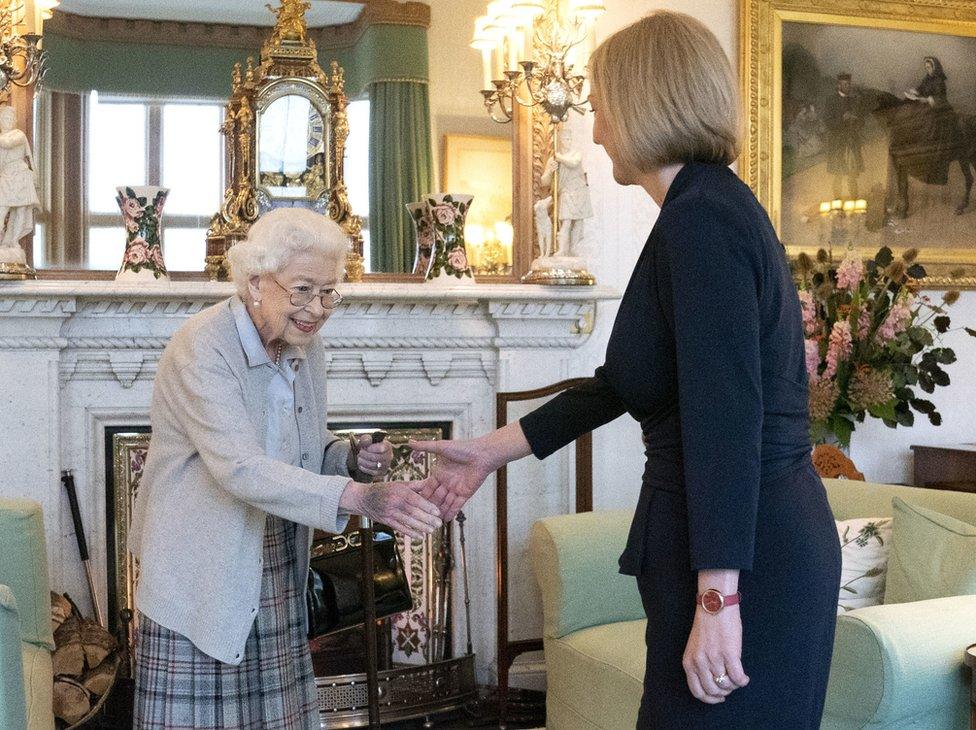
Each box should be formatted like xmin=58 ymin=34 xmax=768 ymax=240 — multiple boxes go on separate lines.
xmin=635 ymin=462 xmax=841 ymax=728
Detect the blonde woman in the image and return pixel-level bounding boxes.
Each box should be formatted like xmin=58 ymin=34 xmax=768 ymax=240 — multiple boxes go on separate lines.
xmin=129 ymin=208 xmax=442 ymax=729
xmin=414 ymin=11 xmax=840 ymax=727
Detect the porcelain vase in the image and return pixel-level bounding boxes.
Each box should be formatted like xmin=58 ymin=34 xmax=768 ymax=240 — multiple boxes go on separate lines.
xmin=116 ymin=185 xmax=169 ymax=282
xmin=424 ymin=193 xmax=474 ymax=282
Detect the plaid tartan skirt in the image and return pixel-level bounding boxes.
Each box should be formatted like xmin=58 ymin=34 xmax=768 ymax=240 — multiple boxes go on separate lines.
xmin=133 ymin=515 xmax=319 ymax=729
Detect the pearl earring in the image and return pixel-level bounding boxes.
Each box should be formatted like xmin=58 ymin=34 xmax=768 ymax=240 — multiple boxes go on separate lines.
xmin=253 ymin=300 xmax=261 ymax=308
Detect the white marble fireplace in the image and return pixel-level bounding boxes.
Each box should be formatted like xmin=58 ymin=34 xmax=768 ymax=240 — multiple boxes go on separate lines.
xmin=0 ymin=279 xmax=618 ymax=684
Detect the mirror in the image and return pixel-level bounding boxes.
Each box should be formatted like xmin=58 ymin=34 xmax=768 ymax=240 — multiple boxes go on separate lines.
xmin=257 ymin=94 xmax=329 ymax=202
xmin=26 ymin=0 xmax=519 ymax=279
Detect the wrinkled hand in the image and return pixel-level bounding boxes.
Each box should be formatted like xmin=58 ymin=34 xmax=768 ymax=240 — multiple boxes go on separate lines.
xmin=350 ymin=477 xmax=442 ymax=541
xmin=682 ymin=607 xmax=749 ymax=704
xmin=408 ymin=438 xmax=493 ymax=521
xmin=349 ymin=434 xmax=394 ymax=480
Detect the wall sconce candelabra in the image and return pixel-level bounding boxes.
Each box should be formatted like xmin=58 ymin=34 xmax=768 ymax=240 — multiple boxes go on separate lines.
xmin=473 ymin=0 xmax=602 ymax=124
xmin=818 ymin=198 xmax=867 ymax=260
xmin=471 ymin=0 xmax=604 ymax=285
xmin=0 ymin=0 xmax=55 ymax=98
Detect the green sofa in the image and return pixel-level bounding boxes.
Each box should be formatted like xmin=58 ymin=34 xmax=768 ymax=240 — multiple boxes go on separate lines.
xmin=529 ymin=479 xmax=976 ymax=729
xmin=0 ymin=498 xmax=56 ymax=730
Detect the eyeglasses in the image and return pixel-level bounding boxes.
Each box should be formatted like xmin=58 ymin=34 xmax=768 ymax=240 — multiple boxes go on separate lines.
xmin=270 ymin=277 xmax=344 ymax=309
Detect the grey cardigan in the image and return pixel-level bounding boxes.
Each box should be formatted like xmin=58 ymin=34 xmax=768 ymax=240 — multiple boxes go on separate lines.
xmin=128 ymin=297 xmax=352 ymax=664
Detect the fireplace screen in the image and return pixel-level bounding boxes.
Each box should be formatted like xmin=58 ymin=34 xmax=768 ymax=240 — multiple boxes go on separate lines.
xmin=106 ymin=422 xmax=453 ymax=667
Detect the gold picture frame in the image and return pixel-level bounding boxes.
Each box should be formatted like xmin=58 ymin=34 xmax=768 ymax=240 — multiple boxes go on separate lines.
xmin=108 ymin=430 xmax=151 ymax=645
xmin=442 ymin=133 xmax=514 ymax=277
xmin=740 ymin=0 xmax=976 ymax=287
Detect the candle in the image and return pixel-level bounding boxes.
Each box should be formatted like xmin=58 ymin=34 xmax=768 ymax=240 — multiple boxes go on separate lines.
xmin=831 ymin=199 xmax=843 ymax=211
xmin=819 ymin=202 xmax=831 ymax=215
xmin=843 ymin=200 xmax=855 ymax=212
xmin=481 ymin=48 xmax=492 ymax=89
xmin=854 ymin=199 xmax=867 ymax=212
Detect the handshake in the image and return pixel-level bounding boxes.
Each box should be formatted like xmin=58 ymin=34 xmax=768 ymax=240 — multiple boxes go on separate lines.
xmin=342 ymin=434 xmax=494 ymax=541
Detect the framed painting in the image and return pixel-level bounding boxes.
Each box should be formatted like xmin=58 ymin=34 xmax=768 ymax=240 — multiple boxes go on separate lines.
xmin=442 ymin=133 xmax=514 ymax=276
xmin=741 ymin=0 xmax=976 ymax=286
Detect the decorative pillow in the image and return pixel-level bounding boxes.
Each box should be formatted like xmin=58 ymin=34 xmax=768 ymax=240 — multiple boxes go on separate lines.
xmin=835 ymin=517 xmax=893 ymax=613
xmin=884 ymin=496 xmax=976 ymax=605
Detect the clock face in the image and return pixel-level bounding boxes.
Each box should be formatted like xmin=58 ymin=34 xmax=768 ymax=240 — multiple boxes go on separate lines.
xmin=306 ymin=109 xmax=325 ymax=158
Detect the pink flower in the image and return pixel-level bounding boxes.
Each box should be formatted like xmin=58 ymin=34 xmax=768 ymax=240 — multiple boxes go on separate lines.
xmin=447 ymin=247 xmax=468 ymax=271
xmin=122 ymin=197 xmax=144 ymax=220
xmin=798 ymin=289 xmax=817 ymax=335
xmin=856 ymin=307 xmax=872 ymax=340
xmin=431 ymin=204 xmax=456 ymax=226
xmin=876 ymin=299 xmax=912 ymax=344
xmin=835 ymin=249 xmax=863 ymax=291
xmin=125 ymin=218 xmax=139 ymax=233
xmin=823 ymin=320 xmax=852 ymax=380
xmin=125 ymin=238 xmax=149 ymax=265
xmin=150 ymin=246 xmax=166 ymax=270
xmin=805 ymin=339 xmax=821 ymax=381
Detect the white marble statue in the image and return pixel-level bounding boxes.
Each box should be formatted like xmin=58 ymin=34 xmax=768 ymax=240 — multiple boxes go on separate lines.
xmin=533 ymin=195 xmax=553 ymax=258
xmin=540 ymin=124 xmax=593 ymax=257
xmin=0 ymin=105 xmax=40 ymax=263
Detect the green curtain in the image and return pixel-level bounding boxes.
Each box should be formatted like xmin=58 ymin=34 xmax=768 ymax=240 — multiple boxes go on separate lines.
xmin=368 ymin=81 xmax=433 ymax=273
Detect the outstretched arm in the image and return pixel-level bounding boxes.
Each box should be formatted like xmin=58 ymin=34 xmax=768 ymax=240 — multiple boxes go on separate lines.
xmin=410 ymin=420 xmax=530 ymax=521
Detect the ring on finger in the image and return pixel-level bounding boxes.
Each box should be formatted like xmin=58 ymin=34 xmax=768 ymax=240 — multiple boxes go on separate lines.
xmin=713 ymin=674 xmax=729 ymax=687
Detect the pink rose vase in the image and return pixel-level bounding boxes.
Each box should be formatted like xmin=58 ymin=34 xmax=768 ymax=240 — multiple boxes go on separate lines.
xmin=423 ymin=193 xmax=474 ymax=281
xmin=115 ymin=185 xmax=169 ymax=282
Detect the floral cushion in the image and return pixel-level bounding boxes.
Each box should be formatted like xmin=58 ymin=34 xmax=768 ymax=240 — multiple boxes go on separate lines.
xmin=836 ymin=517 xmax=893 ymax=613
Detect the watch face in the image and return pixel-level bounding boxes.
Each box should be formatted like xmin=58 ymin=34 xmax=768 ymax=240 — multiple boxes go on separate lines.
xmin=701 ymin=590 xmax=724 ymax=614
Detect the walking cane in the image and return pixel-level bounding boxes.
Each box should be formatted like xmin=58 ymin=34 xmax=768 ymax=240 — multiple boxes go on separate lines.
xmin=61 ymin=469 xmax=105 ymax=627
xmin=360 ymin=431 xmax=387 ymax=729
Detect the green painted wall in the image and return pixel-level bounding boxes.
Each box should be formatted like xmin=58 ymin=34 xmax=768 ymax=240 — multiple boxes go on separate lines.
xmin=42 ymin=23 xmax=428 ymax=99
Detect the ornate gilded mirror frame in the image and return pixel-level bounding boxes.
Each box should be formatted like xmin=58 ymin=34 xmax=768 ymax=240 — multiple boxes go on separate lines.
xmin=206 ymin=0 xmax=363 ymax=282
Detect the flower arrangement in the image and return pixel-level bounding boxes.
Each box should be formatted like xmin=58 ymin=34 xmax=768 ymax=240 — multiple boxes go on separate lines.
xmin=795 ymin=245 xmax=976 ymax=447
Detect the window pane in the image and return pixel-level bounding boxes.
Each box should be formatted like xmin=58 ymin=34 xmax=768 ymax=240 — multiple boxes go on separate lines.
xmin=88 ymin=95 xmax=146 ymax=214
xmin=162 ymin=227 xmax=206 ymax=271
xmin=88 ymin=226 xmax=125 ymax=271
xmin=346 ymin=99 xmax=369 ymax=218
xmin=32 ymin=223 xmax=45 ymax=269
xmin=162 ymin=104 xmax=223 ymax=215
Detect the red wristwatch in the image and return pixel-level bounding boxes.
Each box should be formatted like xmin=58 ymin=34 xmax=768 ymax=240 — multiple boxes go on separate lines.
xmin=696 ymin=589 xmax=741 ymax=615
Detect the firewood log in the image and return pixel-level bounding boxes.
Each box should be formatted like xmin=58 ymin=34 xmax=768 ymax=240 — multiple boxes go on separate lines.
xmin=53 ymin=676 xmax=91 ymax=725
xmin=80 ymin=620 xmax=117 ymax=668
xmin=53 ymin=616 xmax=84 ymax=677
xmin=81 ymin=656 xmax=117 ymax=698
xmin=50 ymin=592 xmax=73 ymax=632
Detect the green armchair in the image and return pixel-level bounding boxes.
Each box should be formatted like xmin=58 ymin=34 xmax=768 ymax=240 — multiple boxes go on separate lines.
xmin=529 ymin=479 xmax=976 ymax=729
xmin=0 ymin=497 xmax=56 ymax=730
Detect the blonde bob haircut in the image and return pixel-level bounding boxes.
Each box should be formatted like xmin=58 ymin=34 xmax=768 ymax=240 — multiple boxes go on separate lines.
xmin=588 ymin=10 xmax=741 ymax=171
xmin=227 ymin=207 xmax=348 ymax=297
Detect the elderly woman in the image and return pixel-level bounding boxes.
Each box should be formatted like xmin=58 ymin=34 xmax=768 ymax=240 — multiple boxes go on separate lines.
xmin=414 ymin=11 xmax=840 ymax=728
xmin=129 ymin=208 xmax=441 ymax=729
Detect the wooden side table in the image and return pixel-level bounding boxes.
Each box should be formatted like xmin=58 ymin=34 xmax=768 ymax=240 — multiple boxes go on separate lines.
xmin=911 ymin=444 xmax=976 ymax=493
xmin=965 ymin=643 xmax=976 ymax=730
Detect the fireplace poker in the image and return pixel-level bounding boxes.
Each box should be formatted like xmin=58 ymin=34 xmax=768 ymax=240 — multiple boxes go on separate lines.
xmin=360 ymin=430 xmax=387 ymax=729
xmin=61 ymin=469 xmax=105 ymax=627
xmin=456 ymin=511 xmax=473 ymax=656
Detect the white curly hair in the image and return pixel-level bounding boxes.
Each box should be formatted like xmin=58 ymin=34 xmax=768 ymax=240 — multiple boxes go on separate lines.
xmin=227 ymin=208 xmax=348 ymax=296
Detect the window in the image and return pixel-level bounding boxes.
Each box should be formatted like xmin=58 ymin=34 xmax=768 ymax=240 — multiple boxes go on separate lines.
xmin=345 ymin=98 xmax=370 ymax=269
xmin=36 ymin=91 xmax=370 ymax=274
xmin=86 ymin=92 xmax=224 ymax=272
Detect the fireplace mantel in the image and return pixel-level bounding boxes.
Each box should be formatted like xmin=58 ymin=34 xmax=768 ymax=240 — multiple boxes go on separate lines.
xmin=0 ymin=279 xmax=619 ymax=683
